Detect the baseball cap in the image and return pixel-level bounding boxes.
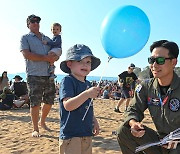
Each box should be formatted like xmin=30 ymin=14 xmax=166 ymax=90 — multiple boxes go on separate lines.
xmin=60 ymin=44 xmax=101 ymax=73
xmin=129 ymin=63 xmax=135 ymax=69
xmin=26 ymin=14 xmax=41 ymax=27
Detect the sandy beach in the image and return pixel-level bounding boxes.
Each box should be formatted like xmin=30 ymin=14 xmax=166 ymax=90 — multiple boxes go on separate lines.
xmin=0 ymin=99 xmax=155 ymax=154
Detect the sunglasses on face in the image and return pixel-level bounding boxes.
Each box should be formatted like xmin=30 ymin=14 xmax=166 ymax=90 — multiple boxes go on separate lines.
xmin=129 ymin=68 xmax=134 ymax=70
xmin=30 ymin=20 xmax=40 ymax=24
xmin=148 ymin=57 xmax=173 ymax=65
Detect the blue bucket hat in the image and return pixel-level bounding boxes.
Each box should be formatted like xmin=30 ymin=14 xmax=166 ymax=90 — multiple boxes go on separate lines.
xmin=60 ymin=44 xmax=101 ymax=73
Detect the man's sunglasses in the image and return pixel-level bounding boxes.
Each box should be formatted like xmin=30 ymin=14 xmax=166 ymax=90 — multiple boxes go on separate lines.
xmin=30 ymin=20 xmax=40 ymax=24
xmin=148 ymin=57 xmax=173 ymax=65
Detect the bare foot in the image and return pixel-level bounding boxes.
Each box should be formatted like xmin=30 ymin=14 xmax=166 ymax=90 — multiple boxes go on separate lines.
xmin=32 ymin=131 xmax=41 ymax=137
xmin=39 ymin=122 xmax=51 ymax=132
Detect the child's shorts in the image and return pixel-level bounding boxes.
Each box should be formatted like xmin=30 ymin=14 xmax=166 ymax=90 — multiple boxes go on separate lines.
xmin=59 ymin=136 xmax=92 ymax=154
xmin=50 ymin=48 xmax=62 ymax=57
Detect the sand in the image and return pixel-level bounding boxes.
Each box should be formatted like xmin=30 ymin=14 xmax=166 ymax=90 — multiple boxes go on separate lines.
xmin=0 ymin=99 xmax=155 ymax=154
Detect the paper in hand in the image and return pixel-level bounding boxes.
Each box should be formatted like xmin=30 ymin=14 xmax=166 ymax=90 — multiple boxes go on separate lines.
xmin=135 ymin=128 xmax=180 ymax=153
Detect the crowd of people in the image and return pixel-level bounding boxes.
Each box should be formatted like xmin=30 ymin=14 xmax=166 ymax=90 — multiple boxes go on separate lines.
xmin=91 ymin=80 xmax=121 ymax=100
xmin=1 ymin=13 xmax=180 ymax=154
xmin=0 ymin=73 xmax=29 ymax=110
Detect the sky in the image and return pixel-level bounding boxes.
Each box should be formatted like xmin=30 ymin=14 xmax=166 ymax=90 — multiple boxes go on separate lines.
xmin=0 ymin=0 xmax=180 ymax=78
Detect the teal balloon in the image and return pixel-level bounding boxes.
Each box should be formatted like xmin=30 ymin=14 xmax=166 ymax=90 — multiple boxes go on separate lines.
xmin=100 ymin=5 xmax=150 ymax=58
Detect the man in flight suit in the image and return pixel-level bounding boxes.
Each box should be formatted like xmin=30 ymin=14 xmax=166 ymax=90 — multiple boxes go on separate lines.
xmin=117 ymin=40 xmax=180 ymax=154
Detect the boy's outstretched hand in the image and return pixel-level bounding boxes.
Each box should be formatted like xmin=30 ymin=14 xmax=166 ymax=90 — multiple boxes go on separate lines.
xmin=86 ymin=87 xmax=100 ymax=99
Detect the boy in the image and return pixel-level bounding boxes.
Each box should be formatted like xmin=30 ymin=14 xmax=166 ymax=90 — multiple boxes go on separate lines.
xmin=43 ymin=23 xmax=62 ymax=80
xmin=59 ymin=44 xmax=101 ymax=154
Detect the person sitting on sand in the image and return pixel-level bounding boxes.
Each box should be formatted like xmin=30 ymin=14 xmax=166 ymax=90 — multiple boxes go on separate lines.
xmin=10 ymin=75 xmax=29 ymax=108
xmin=0 ymin=87 xmax=15 ymax=110
xmin=101 ymin=84 xmax=114 ymax=99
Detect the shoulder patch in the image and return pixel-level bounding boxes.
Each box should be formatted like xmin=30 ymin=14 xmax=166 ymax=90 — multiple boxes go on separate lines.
xmin=169 ymin=98 xmax=180 ymax=112
xmin=135 ymin=84 xmax=142 ymax=93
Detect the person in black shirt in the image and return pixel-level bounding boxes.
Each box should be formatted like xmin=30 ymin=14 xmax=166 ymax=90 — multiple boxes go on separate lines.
xmin=114 ymin=63 xmax=138 ymax=113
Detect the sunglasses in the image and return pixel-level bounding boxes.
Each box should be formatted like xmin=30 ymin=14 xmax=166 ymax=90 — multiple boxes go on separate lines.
xmin=148 ymin=57 xmax=173 ymax=65
xmin=129 ymin=67 xmax=134 ymax=70
xmin=30 ymin=20 xmax=40 ymax=24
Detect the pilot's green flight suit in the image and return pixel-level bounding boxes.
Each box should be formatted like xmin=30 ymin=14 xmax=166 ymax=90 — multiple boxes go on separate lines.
xmin=117 ymin=72 xmax=180 ymax=154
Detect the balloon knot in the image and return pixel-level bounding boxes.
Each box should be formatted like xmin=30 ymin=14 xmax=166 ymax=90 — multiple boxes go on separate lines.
xmin=108 ymin=56 xmax=113 ymax=62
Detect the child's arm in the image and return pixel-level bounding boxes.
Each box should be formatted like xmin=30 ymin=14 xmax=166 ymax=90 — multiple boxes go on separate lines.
xmin=63 ymin=86 xmax=100 ymax=111
xmin=42 ymin=40 xmax=48 ymax=45
xmin=47 ymin=35 xmax=62 ymax=47
xmin=93 ymin=116 xmax=100 ymax=136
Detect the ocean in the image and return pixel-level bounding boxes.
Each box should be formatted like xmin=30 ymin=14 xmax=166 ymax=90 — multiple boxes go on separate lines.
xmin=8 ymin=73 xmax=118 ymax=83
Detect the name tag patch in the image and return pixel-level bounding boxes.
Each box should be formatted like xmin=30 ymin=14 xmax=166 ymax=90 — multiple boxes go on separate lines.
xmin=148 ymin=97 xmax=161 ymax=106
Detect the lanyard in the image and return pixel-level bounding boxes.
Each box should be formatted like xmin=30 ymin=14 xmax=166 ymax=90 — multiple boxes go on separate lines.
xmin=158 ymin=90 xmax=172 ymax=106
